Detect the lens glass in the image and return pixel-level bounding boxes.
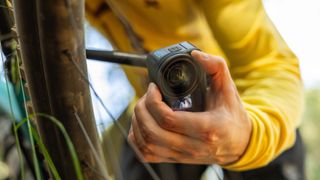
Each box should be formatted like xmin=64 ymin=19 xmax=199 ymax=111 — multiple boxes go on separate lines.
xmin=163 ymin=59 xmax=197 ymax=96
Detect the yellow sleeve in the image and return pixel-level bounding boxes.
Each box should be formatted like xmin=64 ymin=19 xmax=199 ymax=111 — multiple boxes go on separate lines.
xmin=198 ymin=0 xmax=304 ymax=170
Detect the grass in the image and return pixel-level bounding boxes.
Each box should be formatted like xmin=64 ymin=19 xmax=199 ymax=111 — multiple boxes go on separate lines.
xmin=16 ymin=113 xmax=84 ymax=180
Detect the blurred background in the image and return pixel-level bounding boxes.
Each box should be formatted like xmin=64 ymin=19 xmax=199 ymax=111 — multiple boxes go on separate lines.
xmin=84 ymin=0 xmax=320 ymax=179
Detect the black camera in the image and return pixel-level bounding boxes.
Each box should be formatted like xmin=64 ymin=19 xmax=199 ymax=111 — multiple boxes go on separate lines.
xmin=147 ymin=42 xmax=207 ymax=112
xmin=86 ymin=42 xmax=207 ymax=111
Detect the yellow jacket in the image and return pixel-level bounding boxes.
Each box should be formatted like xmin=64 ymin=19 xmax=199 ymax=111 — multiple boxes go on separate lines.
xmin=85 ymin=0 xmax=303 ymax=171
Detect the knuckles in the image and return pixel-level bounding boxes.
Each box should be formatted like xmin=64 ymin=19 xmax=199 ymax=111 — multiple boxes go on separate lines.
xmin=129 ymin=126 xmax=155 ymax=156
xmin=213 ymin=56 xmax=229 ymax=76
xmin=145 ymin=94 xmax=159 ymax=108
xmin=214 ymin=56 xmax=227 ymax=68
xmin=144 ymin=93 xmax=176 ymax=131
xmin=140 ymin=124 xmax=156 ymax=143
xmin=139 ymin=142 xmax=153 ymax=155
xmin=134 ymin=98 xmax=145 ymax=116
xmin=157 ymin=111 xmax=175 ymax=130
xmin=205 ymin=131 xmax=220 ymax=144
xmin=142 ymin=154 xmax=160 ymax=163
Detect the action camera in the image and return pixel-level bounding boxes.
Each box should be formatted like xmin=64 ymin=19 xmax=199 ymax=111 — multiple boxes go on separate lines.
xmin=86 ymin=42 xmax=207 ymax=111
xmin=147 ymin=42 xmax=207 ymax=112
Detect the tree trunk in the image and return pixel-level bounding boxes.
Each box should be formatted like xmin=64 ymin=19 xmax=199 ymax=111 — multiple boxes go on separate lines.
xmin=12 ymin=0 xmax=107 ymax=179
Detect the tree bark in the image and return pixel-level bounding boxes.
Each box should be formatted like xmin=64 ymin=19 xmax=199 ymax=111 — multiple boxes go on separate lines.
xmin=12 ymin=0 xmax=107 ymax=179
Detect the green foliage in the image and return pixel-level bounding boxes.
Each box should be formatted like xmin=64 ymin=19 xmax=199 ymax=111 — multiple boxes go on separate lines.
xmin=300 ymin=87 xmax=320 ymax=180
xmin=33 ymin=113 xmax=84 ymax=180
xmin=16 ymin=113 xmax=83 ymax=180
xmin=30 ymin=126 xmax=61 ymax=179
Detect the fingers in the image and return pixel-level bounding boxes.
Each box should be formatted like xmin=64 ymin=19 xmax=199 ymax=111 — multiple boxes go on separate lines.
xmin=128 ymin=50 xmax=242 ymax=165
xmin=144 ymin=83 xmax=179 ymax=131
xmin=128 ymin=130 xmax=177 ymax=163
xmin=191 ymin=50 xmax=229 ymax=79
xmin=131 ymin=93 xmax=208 ymax=157
xmin=191 ymin=50 xmax=235 ymax=94
xmin=145 ymin=83 xmax=224 ymax=140
xmin=130 ymin=113 xmax=183 ymax=159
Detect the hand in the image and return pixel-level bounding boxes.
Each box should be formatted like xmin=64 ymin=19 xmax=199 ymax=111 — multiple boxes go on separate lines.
xmin=128 ymin=50 xmax=252 ymax=165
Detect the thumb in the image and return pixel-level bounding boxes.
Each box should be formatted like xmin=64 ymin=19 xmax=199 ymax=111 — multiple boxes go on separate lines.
xmin=191 ymin=50 xmax=234 ymax=94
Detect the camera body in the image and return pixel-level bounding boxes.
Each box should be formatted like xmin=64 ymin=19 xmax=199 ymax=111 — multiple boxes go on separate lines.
xmin=147 ymin=42 xmax=207 ymax=112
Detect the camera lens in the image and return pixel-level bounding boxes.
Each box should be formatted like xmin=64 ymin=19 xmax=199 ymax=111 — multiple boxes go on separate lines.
xmin=167 ymin=63 xmax=192 ymax=90
xmin=161 ymin=58 xmax=197 ymax=96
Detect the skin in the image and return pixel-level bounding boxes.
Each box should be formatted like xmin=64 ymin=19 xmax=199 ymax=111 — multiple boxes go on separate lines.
xmin=128 ymin=50 xmax=252 ymax=165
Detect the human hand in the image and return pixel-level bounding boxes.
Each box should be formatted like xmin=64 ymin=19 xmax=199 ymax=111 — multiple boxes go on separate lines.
xmin=128 ymin=50 xmax=252 ymax=165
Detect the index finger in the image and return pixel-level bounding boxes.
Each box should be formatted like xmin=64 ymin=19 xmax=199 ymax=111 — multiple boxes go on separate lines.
xmin=145 ymin=83 xmax=222 ymax=140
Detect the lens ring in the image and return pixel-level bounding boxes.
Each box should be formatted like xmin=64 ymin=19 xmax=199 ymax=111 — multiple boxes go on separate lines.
xmin=158 ymin=54 xmax=200 ymax=98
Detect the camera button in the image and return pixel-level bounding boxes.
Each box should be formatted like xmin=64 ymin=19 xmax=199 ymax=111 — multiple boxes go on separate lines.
xmin=168 ymin=46 xmax=182 ymax=52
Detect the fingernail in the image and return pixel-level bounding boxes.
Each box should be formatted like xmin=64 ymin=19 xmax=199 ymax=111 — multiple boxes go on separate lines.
xmin=193 ymin=50 xmax=209 ymax=60
xmin=199 ymin=51 xmax=209 ymax=59
xmin=148 ymin=82 xmax=156 ymax=91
